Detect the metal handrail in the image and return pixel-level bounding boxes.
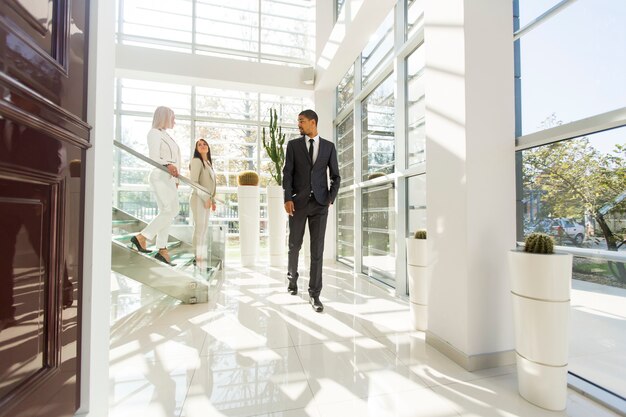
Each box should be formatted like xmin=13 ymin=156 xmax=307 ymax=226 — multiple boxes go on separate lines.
xmin=113 ymin=140 xmax=221 ymax=202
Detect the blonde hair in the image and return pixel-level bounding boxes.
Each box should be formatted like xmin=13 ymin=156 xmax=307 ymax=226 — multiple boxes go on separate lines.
xmin=152 ymin=106 xmax=175 ymax=129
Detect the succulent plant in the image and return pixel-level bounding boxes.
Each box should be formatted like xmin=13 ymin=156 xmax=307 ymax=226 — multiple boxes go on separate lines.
xmin=414 ymin=229 xmax=427 ymax=239
xmin=261 ymin=108 xmax=286 ymax=186
xmin=524 ymin=232 xmax=554 ymax=254
xmin=237 ymin=170 xmax=259 ymax=186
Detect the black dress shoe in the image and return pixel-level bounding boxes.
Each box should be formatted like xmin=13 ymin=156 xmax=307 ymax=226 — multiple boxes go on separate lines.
xmin=287 ymin=284 xmax=298 ymax=295
xmin=155 ymin=252 xmax=176 ymax=266
xmin=310 ymin=296 xmax=323 ymax=312
xmin=130 ymin=236 xmax=151 ymax=253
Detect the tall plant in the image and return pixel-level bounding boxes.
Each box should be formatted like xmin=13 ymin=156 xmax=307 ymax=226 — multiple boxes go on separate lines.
xmin=262 ymin=108 xmax=286 ymax=186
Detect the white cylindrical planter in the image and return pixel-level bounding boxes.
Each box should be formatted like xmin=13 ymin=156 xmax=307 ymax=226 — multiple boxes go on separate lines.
xmin=406 ymin=238 xmax=429 ymax=331
xmin=267 ymin=185 xmax=287 ymax=266
xmin=509 ymin=250 xmax=572 ymax=411
xmin=237 ymin=185 xmax=260 ymax=267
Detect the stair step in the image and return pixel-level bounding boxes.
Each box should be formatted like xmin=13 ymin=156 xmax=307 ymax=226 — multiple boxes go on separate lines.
xmin=112 ymin=219 xmax=141 ymax=225
xmin=112 ymin=234 xmax=183 ymax=251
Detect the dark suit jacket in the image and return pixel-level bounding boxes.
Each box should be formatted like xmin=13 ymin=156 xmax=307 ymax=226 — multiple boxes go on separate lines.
xmin=282 ymin=136 xmax=341 ymax=209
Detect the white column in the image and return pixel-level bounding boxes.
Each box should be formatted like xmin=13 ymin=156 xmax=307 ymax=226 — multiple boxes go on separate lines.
xmin=424 ymin=0 xmax=516 ymax=370
xmin=79 ymin=0 xmax=115 ymax=415
xmin=238 ymin=186 xmax=260 ymax=266
xmin=267 ymin=185 xmax=287 ymax=266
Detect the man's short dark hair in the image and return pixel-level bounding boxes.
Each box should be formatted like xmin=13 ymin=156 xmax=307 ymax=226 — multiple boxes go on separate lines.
xmin=299 ymin=109 xmax=318 ymax=124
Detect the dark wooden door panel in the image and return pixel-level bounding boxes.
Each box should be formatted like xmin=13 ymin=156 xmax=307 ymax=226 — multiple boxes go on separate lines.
xmin=0 ymin=121 xmax=83 ymax=417
xmin=3 ymin=0 xmax=60 ymax=59
xmin=0 ymin=0 xmax=90 ymax=415
xmin=0 ymin=0 xmax=88 ymax=126
xmin=0 ymin=179 xmax=56 ymax=406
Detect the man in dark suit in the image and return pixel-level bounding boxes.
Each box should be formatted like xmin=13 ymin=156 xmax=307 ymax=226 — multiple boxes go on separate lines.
xmin=283 ymin=109 xmax=341 ymax=312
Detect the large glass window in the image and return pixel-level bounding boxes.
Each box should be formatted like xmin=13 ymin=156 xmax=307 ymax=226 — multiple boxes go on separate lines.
xmin=337 ymin=191 xmax=354 ymax=265
xmin=120 ymin=79 xmax=191 ymax=116
xmin=517 ymin=1 xmax=626 ymax=136
xmin=406 ymin=0 xmax=424 ymax=40
xmin=337 ymin=114 xmax=354 ymax=187
xmin=515 ymin=0 xmax=626 ymax=404
xmin=117 ymin=0 xmax=315 ymax=66
xmin=361 ymin=76 xmax=395 ymax=180
xmin=407 ymin=174 xmax=426 ymax=237
xmin=362 ymin=183 xmax=396 ymax=286
xmin=518 ymin=125 xmax=626 ymax=401
xmin=335 ymin=0 xmax=345 ymax=22
xmin=114 ymin=77 xmax=312 ymax=253
xmin=362 ymin=11 xmax=394 ymax=87
xmin=406 ymin=45 xmax=425 ymax=167
xmin=520 ymin=127 xmax=626 ymax=252
xmin=336 ymin=65 xmax=354 ymax=115
xmin=336 ymin=113 xmax=355 ymax=266
xmin=517 ymin=0 xmax=564 ymax=28
xmin=118 ymin=0 xmax=193 ymax=52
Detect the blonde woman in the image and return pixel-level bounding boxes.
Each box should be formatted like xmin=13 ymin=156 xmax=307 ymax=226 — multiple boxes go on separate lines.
xmin=189 ymin=138 xmax=216 ymax=263
xmin=130 ymin=106 xmax=181 ymax=265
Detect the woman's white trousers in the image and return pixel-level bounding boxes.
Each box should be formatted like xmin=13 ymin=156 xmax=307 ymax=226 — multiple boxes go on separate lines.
xmin=141 ymin=169 xmax=179 ymax=249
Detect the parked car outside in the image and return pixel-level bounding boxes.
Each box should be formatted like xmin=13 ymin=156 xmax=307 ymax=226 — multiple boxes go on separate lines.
xmin=535 ymin=218 xmax=585 ymax=246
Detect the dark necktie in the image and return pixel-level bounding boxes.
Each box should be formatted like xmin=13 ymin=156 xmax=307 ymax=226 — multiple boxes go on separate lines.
xmin=309 ymin=139 xmax=314 ymax=163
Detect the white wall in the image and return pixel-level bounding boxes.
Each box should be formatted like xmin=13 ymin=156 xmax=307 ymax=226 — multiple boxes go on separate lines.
xmin=78 ymin=0 xmax=115 ymax=415
xmin=424 ymin=0 xmax=516 ymax=364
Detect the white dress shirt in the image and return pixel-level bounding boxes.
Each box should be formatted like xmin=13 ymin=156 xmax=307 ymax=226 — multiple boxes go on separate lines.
xmin=306 ymin=134 xmax=319 ymax=164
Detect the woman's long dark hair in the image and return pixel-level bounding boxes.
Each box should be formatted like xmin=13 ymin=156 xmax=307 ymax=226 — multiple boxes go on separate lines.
xmin=193 ymin=138 xmax=212 ymax=167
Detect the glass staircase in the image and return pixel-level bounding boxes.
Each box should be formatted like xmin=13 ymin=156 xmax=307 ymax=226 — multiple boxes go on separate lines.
xmin=111 ymin=140 xmax=225 ymax=304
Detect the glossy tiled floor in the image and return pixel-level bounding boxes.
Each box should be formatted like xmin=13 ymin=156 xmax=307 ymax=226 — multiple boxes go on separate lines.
xmin=109 ymin=262 xmax=621 ymax=417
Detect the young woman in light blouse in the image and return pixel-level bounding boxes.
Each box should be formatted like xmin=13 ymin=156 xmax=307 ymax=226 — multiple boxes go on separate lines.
xmin=189 ymin=138 xmax=216 ymax=263
xmin=130 ymin=106 xmax=181 ymax=265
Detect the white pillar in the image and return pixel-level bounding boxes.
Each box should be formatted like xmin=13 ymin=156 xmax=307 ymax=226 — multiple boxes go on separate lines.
xmin=238 ymin=186 xmax=260 ymax=266
xmin=267 ymin=185 xmax=287 ymax=266
xmin=79 ymin=0 xmax=115 ymax=415
xmin=424 ymin=0 xmax=516 ymax=370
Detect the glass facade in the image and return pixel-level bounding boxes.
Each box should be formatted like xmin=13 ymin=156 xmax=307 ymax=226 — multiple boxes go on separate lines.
xmin=117 ymin=0 xmax=315 ymax=66
xmin=406 ymin=45 xmax=425 ymax=167
xmin=516 ymin=1 xmax=626 ymax=136
xmin=407 ymin=174 xmax=426 ymax=236
xmin=114 ymin=78 xmax=312 ymax=252
xmin=515 ymin=0 xmax=626 ymax=403
xmin=336 ymin=192 xmax=355 ymax=264
xmin=361 ymin=76 xmax=395 ymax=180
xmin=362 ymin=183 xmax=396 ymax=285
xmin=362 ymin=11 xmax=394 ymax=87
xmin=406 ymin=0 xmax=424 ymax=40
xmin=337 ymin=114 xmax=355 ymax=188
xmin=336 ymin=65 xmax=355 ymax=115
xmin=333 ymin=0 xmax=426 ymax=290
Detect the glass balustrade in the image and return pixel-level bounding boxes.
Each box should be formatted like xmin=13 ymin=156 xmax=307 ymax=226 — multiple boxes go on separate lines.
xmin=112 ymin=141 xmax=225 ymax=289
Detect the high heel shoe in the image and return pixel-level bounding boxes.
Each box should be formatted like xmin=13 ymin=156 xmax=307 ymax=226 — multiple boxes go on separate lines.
xmin=130 ymin=236 xmax=151 ymax=253
xmin=155 ymin=252 xmax=176 ymax=266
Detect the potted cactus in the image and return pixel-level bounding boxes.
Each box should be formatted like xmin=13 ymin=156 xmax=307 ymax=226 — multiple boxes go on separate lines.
xmin=508 ymin=233 xmax=572 ymax=411
xmin=406 ymin=229 xmax=430 ymax=330
xmin=237 ymin=170 xmax=259 ymax=186
xmin=262 ymin=109 xmax=287 ymax=266
xmin=237 ymin=170 xmax=260 ymax=266
xmin=262 ymin=108 xmax=286 ymax=186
